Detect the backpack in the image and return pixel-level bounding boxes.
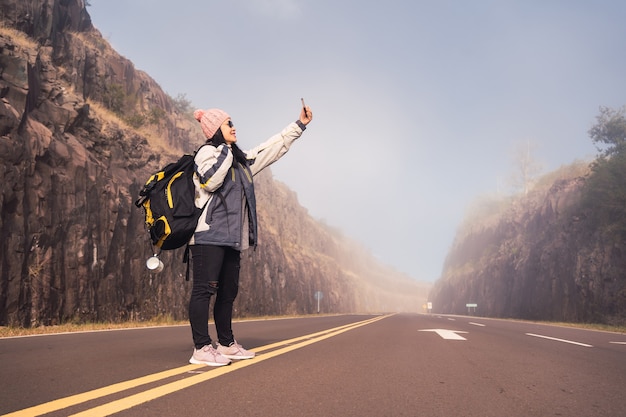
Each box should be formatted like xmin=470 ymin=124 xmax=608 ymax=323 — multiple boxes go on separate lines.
xmin=135 ymin=148 xmax=205 ymax=278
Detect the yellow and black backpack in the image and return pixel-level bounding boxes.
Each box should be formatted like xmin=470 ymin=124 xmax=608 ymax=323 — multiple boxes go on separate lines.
xmin=135 ymin=148 xmax=205 ymax=252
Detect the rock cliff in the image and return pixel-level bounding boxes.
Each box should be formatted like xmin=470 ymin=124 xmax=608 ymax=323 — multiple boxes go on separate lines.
xmin=429 ymin=162 xmax=626 ymax=326
xmin=0 ymin=0 xmax=428 ymax=327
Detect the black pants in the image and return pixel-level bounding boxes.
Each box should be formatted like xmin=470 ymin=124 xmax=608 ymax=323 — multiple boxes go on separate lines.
xmin=189 ymin=245 xmax=241 ymax=349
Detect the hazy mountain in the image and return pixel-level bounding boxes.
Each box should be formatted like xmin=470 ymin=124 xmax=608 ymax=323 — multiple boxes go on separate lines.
xmin=429 ymin=156 xmax=626 ymax=326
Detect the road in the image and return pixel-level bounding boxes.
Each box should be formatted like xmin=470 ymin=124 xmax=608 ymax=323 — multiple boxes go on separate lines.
xmin=1 ymin=313 xmax=625 ymax=416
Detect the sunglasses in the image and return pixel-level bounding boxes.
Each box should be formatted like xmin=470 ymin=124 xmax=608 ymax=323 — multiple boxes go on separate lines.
xmin=226 ymin=120 xmax=234 ymax=128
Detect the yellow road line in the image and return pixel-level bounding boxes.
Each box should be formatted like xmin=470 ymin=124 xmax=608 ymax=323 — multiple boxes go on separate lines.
xmin=69 ymin=315 xmax=388 ymax=417
xmin=2 ymin=315 xmax=389 ymax=417
xmin=0 ymin=364 xmax=205 ymax=417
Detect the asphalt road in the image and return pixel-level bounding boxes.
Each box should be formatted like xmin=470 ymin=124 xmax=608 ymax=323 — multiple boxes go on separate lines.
xmin=1 ymin=313 xmax=625 ymax=417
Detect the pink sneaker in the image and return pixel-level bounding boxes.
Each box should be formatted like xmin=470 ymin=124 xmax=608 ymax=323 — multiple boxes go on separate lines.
xmin=189 ymin=345 xmax=231 ymax=366
xmin=216 ymin=341 xmax=255 ymax=360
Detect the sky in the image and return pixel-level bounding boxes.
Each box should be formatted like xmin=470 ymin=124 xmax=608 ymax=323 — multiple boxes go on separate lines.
xmin=88 ymin=0 xmax=626 ymax=283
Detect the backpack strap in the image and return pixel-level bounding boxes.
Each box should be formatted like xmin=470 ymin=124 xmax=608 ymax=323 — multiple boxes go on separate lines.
xmin=183 ymin=243 xmax=191 ymax=281
xmin=182 ymin=143 xmax=212 ymax=282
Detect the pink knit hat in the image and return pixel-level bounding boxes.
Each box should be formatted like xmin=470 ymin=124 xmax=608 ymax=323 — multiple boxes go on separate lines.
xmin=194 ymin=108 xmax=230 ymax=139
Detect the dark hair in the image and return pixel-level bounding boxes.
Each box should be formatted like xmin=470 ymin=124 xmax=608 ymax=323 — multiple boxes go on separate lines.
xmin=231 ymin=143 xmax=248 ymax=165
xmin=208 ymin=129 xmax=226 ymax=147
xmin=208 ymin=129 xmax=247 ymax=165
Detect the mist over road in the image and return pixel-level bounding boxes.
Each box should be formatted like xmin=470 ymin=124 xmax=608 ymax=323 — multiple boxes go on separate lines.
xmin=1 ymin=314 xmax=625 ymax=416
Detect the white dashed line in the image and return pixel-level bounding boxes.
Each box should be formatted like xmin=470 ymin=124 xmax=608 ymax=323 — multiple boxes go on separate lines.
xmin=526 ymin=333 xmax=593 ymax=348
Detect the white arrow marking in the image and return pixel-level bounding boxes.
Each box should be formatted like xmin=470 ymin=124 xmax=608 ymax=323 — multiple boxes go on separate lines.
xmin=419 ymin=329 xmax=468 ymax=340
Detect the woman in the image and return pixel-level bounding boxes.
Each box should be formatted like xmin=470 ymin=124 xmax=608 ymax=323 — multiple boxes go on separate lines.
xmin=188 ymin=103 xmax=313 ymax=366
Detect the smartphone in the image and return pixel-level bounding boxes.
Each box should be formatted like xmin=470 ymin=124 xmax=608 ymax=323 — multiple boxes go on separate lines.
xmin=301 ymin=98 xmax=308 ymax=117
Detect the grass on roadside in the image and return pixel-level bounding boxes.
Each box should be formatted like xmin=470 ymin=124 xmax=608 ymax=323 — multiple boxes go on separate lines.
xmin=0 ymin=315 xmax=187 ymax=338
xmin=0 ymin=314 xmax=322 ymax=338
xmin=539 ymin=321 xmax=626 ymax=334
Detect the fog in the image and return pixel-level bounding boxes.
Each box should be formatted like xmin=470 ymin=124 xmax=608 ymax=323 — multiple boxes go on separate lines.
xmin=89 ymin=0 xmax=626 ymax=282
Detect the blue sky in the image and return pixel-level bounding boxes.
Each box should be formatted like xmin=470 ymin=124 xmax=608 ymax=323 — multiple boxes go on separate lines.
xmin=89 ymin=0 xmax=626 ymax=283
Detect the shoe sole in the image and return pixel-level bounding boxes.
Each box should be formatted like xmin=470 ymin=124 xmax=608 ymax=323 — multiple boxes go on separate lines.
xmin=189 ymin=357 xmax=231 ymax=366
xmin=220 ymin=354 xmax=255 ymax=360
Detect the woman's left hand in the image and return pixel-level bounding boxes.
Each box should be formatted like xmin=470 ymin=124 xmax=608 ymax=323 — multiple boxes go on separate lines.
xmin=299 ymin=105 xmax=313 ymax=126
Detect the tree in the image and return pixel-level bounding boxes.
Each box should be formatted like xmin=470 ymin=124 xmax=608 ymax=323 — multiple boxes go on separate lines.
xmin=172 ymin=93 xmax=193 ymax=115
xmin=509 ymin=140 xmax=542 ymax=195
xmin=588 ymin=105 xmax=626 ymax=157
xmin=582 ymin=105 xmax=626 ymax=237
xmin=102 ymin=83 xmax=125 ymax=114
